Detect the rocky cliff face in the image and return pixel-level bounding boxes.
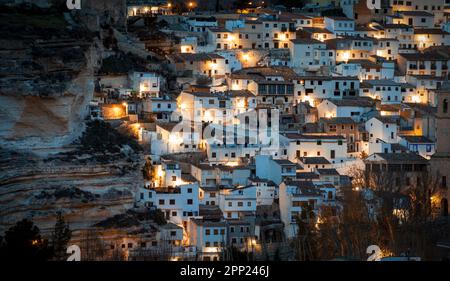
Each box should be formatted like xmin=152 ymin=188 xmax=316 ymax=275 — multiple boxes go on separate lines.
xmin=0 ymin=9 xmax=99 ymax=152
xmin=0 ymin=148 xmax=143 ymax=239
xmin=0 ymin=6 xmax=145 ymax=243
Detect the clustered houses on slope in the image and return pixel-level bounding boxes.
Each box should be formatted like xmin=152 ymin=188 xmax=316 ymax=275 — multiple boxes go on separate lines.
xmin=91 ymin=1 xmax=450 ymax=260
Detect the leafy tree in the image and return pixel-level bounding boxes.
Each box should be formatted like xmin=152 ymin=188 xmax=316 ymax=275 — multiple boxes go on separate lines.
xmin=51 ymin=212 xmax=72 ymax=261
xmin=0 ymin=219 xmax=53 ymax=261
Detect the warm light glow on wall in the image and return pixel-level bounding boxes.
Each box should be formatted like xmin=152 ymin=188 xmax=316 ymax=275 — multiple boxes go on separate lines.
xmin=417 ymin=35 xmax=427 ymax=43
xmin=181 ymin=45 xmax=193 ymax=53
xmin=204 ymin=110 xmax=214 ymax=122
xmin=169 ymin=134 xmax=182 ymax=144
xmin=179 ymin=103 xmax=187 ymax=110
xmin=237 ymin=99 xmax=246 ymax=108
xmin=242 ymin=54 xmax=250 ymax=61
xmin=204 ymin=246 xmax=220 ymax=253
xmin=411 ymin=95 xmax=421 ymax=103
xmin=342 ymin=51 xmax=350 ymax=62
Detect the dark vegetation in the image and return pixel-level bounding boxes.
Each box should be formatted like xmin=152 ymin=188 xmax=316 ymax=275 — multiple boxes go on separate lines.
xmin=94 ymin=209 xmax=167 ymax=228
xmin=0 ymin=215 xmax=71 ymax=261
xmin=78 ymin=120 xmax=142 ymax=154
xmin=98 ymin=52 xmax=149 ymax=75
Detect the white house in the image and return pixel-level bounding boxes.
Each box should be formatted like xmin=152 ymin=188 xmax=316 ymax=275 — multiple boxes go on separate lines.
xmin=188 ymin=218 xmax=227 ymax=261
xmin=191 ymin=163 xmax=217 ymax=187
xmin=250 ymin=178 xmax=278 ymax=206
xmin=137 ymin=183 xmax=200 ymax=226
xmin=365 ymin=116 xmax=400 ymax=154
xmin=399 ymin=135 xmax=435 ymax=159
xmin=294 ymin=76 xmax=359 ymax=105
xmin=255 ymin=155 xmax=297 ymax=185
xmin=360 ymin=80 xmax=403 ymax=104
xmin=324 ymin=16 xmax=355 ymax=36
xmin=199 ymin=186 xmax=219 ymax=206
xmin=218 ymin=186 xmax=257 ymax=219
xmin=279 ymin=180 xmax=323 ymax=238
xmin=142 ymin=95 xmax=177 ymax=121
xmin=288 ymin=38 xmax=334 ymax=72
xmin=317 ymin=97 xmax=375 ymax=122
xmin=186 ymin=16 xmax=218 ymax=33
xmin=285 ymin=133 xmax=348 ymax=165
xmin=150 ymin=121 xmax=202 ymax=155
xmin=130 ymin=71 xmax=161 ymax=98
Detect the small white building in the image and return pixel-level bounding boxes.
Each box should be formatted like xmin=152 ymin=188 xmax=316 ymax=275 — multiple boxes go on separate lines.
xmin=130 ymin=71 xmax=161 ymax=98
xmin=399 ymin=135 xmax=435 ymax=159
xmin=150 ymin=121 xmax=202 ymax=155
xmin=279 ymin=180 xmax=324 ymax=239
xmin=218 ymin=186 xmax=257 ymax=219
xmin=324 ymin=16 xmax=355 ymax=36
xmin=317 ymin=97 xmax=375 ymax=122
xmin=285 ymin=133 xmax=348 ymax=165
xmin=360 ymin=80 xmax=403 ymax=104
xmin=365 ymin=116 xmax=400 ymax=154
xmin=188 ymin=218 xmax=227 ymax=261
xmin=255 ymin=155 xmax=297 ymax=185
xmin=137 ymin=183 xmax=200 ymax=226
xmin=250 ymin=178 xmax=278 ymax=206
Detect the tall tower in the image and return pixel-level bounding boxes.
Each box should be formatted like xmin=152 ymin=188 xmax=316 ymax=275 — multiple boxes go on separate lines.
xmin=430 ymin=86 xmax=450 ymax=216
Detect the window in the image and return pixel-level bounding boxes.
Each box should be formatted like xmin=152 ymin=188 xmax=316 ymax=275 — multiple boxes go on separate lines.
xmin=169 ymin=199 xmax=175 ymax=205
xmin=159 ymin=199 xmax=164 ymax=205
xmin=238 ymin=202 xmax=243 ymax=207
xmin=443 ymin=99 xmax=448 ymax=113
xmin=172 ymin=176 xmax=177 ymax=181
xmin=330 ymin=150 xmax=335 ymax=159
xmin=247 ymin=202 xmax=252 ymax=207
xmin=188 ymin=188 xmax=192 ymax=193
xmin=187 ymin=199 xmax=193 ymax=205
xmin=205 ymin=229 xmax=210 ymax=235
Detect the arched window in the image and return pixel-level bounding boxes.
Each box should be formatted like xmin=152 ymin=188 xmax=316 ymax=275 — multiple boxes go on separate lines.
xmin=444 ymin=98 xmax=448 ymax=114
